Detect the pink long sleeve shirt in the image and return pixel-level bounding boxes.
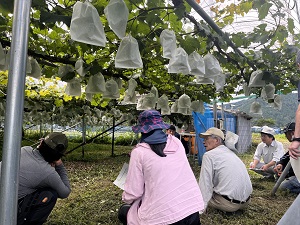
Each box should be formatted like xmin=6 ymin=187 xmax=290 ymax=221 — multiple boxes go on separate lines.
xmin=122 ymin=135 xmax=204 ymax=225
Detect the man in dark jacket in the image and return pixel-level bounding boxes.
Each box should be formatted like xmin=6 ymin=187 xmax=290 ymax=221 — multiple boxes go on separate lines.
xmin=274 ymin=122 xmax=300 ymax=193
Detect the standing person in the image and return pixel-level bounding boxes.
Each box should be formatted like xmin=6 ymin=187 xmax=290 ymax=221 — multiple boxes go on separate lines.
xmin=198 ymin=127 xmax=252 ymax=213
xmin=250 ymin=126 xmax=284 ymax=179
xmin=274 ymin=122 xmax=300 ymax=193
xmin=119 ymin=110 xmax=204 ymax=225
xmin=0 ymin=132 xmax=71 ymax=225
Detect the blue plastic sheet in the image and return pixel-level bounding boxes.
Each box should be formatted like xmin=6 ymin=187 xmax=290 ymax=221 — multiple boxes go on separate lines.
xmin=192 ymin=104 xmax=236 ymax=165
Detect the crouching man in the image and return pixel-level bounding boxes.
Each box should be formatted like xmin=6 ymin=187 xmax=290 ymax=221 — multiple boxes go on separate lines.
xmin=1 ymin=132 xmax=71 ymax=225
xmin=198 ymin=127 xmax=252 ymax=213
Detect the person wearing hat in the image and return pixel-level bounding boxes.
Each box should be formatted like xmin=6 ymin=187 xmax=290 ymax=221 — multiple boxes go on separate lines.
xmin=119 ymin=110 xmax=204 ymax=225
xmin=274 ymin=122 xmax=300 ymax=193
xmin=250 ymin=126 xmax=284 ymax=179
xmin=198 ymin=127 xmax=252 ymax=213
xmin=0 ymin=132 xmax=71 ymax=225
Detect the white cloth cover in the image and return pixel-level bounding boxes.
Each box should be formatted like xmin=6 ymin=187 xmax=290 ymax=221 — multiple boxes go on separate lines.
xmin=0 ymin=49 xmax=10 ymax=71
xmin=75 ymin=58 xmax=86 ymax=77
xmin=115 ymin=34 xmax=143 ymax=68
xmin=70 ymin=1 xmax=106 ymax=47
xmin=26 ymin=56 xmax=32 ymax=74
xmin=26 ymin=57 xmax=41 ymax=79
xmin=103 ymin=79 xmax=120 ymax=99
xmin=178 ymin=94 xmax=191 ymax=115
xmin=160 ymin=29 xmax=177 ymax=59
xmin=123 ymin=89 xmax=137 ymax=104
xmin=214 ymin=73 xmax=226 ymax=92
xmin=190 ymin=100 xmax=204 ymax=114
xmin=116 ymin=77 xmax=123 ymax=89
xmin=171 ymin=100 xmax=179 ymax=113
xmin=85 ymin=73 xmax=106 ymax=93
xmin=104 ymin=0 xmax=129 ymax=39
xmin=203 ymin=53 xmax=222 ymax=77
xmin=110 ymin=108 xmax=122 ymax=117
xmin=65 ymin=79 xmax=82 ymax=96
xmin=248 ymin=70 xmax=265 ymax=87
xmin=194 ymin=75 xmax=214 ymax=84
xmin=188 ymin=51 xmax=205 ymax=76
xmin=0 ymin=43 xmax=5 ymax=66
xmin=264 ymin=83 xmax=275 ymax=99
xmin=225 ymin=131 xmax=239 ymax=152
xmin=136 ymin=93 xmax=156 ymax=110
xmin=249 ymin=101 xmax=262 ymax=116
xmin=243 ymin=83 xmax=251 ymax=96
xmin=86 ymin=93 xmax=93 ymax=101
xmin=94 ymin=108 xmax=104 ymax=119
xmin=273 ymin=94 xmax=282 ymax=110
xmin=157 ymin=94 xmax=170 ymax=115
xmin=168 ymin=47 xmax=191 ymax=75
xmin=58 ymin=65 xmax=75 ymax=82
xmin=122 ymin=78 xmax=137 ymax=104
xmin=150 ymin=86 xmax=159 ymax=104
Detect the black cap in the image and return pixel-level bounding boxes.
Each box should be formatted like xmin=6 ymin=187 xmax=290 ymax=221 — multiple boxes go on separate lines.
xmin=283 ymin=122 xmax=295 ymax=133
xmin=44 ymin=132 xmax=68 ymax=154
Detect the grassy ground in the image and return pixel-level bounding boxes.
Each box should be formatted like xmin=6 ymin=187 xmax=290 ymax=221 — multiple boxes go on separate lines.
xmin=28 ymin=134 xmax=297 ymax=224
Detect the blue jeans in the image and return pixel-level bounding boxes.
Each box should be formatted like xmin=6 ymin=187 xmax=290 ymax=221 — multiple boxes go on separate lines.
xmin=279 ymin=176 xmax=300 ymax=194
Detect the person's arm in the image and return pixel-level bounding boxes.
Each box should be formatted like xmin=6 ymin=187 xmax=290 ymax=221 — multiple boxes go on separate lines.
xmin=250 ymin=144 xmax=262 ymax=168
xmin=122 ymin=149 xmax=144 ymax=204
xmin=199 ymin=154 xmax=214 ymax=210
xmin=261 ymin=161 xmax=276 ymax=171
xmin=43 ymin=160 xmax=71 ymax=199
xmin=289 ymin=104 xmax=300 ymax=159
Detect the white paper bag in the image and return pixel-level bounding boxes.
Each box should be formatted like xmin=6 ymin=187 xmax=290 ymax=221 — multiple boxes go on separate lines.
xmin=188 ymin=51 xmax=205 ymax=76
xmin=104 ymin=0 xmax=129 ymax=39
xmin=115 ymin=34 xmax=143 ymax=68
xmin=168 ymin=47 xmax=190 ymax=75
xmin=70 ymin=1 xmax=107 ymax=47
xmin=160 ymin=29 xmax=177 ymax=59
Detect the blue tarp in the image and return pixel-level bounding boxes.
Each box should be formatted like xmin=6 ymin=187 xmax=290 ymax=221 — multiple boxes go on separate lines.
xmin=192 ymin=104 xmax=236 ymax=166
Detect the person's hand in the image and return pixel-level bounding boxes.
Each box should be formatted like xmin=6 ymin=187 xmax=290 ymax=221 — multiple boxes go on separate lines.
xmin=274 ymin=164 xmax=283 ymax=176
xmin=261 ymin=164 xmax=269 ymax=171
xmin=50 ymin=159 xmax=63 ymax=167
xmin=250 ymin=163 xmax=255 ymax=169
xmin=289 ymin=142 xmax=300 ymax=159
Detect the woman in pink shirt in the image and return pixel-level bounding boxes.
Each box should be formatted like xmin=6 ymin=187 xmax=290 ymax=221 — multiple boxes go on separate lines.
xmin=118 ymin=110 xmax=204 ymax=225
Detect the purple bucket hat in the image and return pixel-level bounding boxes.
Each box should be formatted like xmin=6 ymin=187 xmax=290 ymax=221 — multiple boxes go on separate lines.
xmin=132 ymin=110 xmax=170 ymax=133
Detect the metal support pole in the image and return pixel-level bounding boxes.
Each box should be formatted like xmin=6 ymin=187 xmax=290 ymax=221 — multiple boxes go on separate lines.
xmin=0 ymin=0 xmax=32 ymax=224
xmin=213 ymin=101 xmax=217 ymax=127
xmin=271 ymin=161 xmax=292 ymax=196
xmin=111 ymin=116 xmax=115 ymax=157
xmin=82 ymin=115 xmax=86 ymax=158
xmin=277 ymin=194 xmax=300 ymax=224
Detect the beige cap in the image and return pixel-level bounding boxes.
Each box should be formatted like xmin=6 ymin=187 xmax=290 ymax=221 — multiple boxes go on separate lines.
xmin=199 ymin=127 xmax=225 ymax=140
xmin=261 ymin=126 xmax=275 ymax=136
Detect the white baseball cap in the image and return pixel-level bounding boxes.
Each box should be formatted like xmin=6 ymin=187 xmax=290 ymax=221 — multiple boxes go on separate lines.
xmin=261 ymin=126 xmax=275 ymax=136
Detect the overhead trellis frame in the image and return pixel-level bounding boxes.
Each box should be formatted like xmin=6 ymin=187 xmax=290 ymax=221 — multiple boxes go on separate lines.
xmin=185 ymin=0 xmax=256 ymax=71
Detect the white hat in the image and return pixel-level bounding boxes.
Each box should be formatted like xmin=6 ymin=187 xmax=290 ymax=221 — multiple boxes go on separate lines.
xmin=200 ymin=127 xmax=225 ymax=140
xmin=261 ymin=126 xmax=275 ymax=136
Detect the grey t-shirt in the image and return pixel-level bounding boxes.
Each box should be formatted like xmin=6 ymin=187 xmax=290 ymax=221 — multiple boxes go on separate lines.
xmin=0 ymin=146 xmax=71 ymax=199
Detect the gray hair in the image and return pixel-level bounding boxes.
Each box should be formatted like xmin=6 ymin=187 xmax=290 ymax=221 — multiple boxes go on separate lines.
xmin=211 ymin=134 xmax=225 ymax=145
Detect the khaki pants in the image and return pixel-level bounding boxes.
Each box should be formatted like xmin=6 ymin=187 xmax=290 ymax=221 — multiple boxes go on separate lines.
xmin=208 ymin=192 xmax=250 ymax=213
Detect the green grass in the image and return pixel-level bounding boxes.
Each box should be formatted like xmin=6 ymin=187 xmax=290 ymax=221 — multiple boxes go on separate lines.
xmin=2 ymin=134 xmax=297 ymax=224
